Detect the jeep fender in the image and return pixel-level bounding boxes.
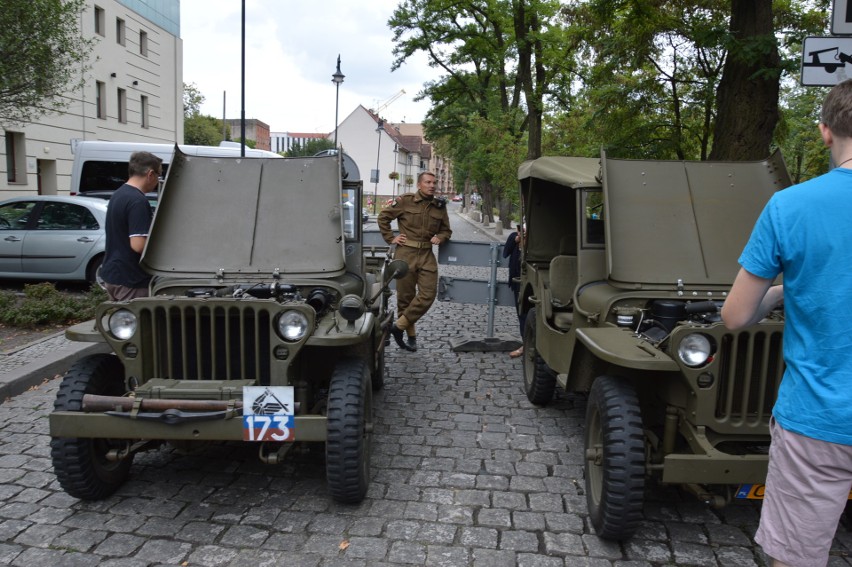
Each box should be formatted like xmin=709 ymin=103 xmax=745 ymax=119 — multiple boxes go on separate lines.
xmin=575 ymin=327 xmax=678 ymax=371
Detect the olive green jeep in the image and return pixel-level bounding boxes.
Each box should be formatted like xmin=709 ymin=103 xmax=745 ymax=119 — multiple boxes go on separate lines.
xmin=517 ymin=152 xmax=790 ymax=540
xmin=49 ymin=150 xmax=402 ymax=504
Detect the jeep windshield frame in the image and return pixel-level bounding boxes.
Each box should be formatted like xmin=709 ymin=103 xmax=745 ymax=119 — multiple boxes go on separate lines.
xmin=602 ymin=150 xmax=791 ymax=288
xmin=142 ymin=151 xmax=347 ymax=280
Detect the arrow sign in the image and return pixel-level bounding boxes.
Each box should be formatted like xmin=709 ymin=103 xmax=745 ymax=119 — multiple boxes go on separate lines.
xmin=801 ymin=36 xmax=852 ymax=86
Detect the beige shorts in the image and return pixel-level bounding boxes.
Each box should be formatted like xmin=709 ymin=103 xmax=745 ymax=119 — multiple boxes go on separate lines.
xmin=755 ymin=418 xmax=852 ymax=567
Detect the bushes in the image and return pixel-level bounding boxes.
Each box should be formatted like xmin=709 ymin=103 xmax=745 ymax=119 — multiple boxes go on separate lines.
xmin=0 ymin=283 xmax=107 ymax=328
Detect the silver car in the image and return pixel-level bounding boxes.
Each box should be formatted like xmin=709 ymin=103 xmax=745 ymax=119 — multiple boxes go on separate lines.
xmin=0 ymin=196 xmax=107 ymax=283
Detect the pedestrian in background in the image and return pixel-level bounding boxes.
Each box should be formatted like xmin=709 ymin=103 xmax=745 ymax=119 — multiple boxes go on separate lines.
xmin=722 ymin=79 xmax=852 ymax=567
xmin=378 ymin=171 xmax=452 ymax=352
xmin=503 ymin=226 xmax=525 ymax=358
xmin=100 ymin=151 xmax=161 ymax=301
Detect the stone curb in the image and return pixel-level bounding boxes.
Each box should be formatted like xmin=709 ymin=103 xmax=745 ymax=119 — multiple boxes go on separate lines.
xmin=0 ymin=338 xmax=110 ymax=402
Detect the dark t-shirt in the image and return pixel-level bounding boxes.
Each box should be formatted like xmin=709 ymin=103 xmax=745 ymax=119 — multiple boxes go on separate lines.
xmin=100 ymin=184 xmax=153 ymax=288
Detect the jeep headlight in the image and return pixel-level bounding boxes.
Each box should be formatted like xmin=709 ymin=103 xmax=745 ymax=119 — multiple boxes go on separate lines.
xmin=276 ymin=310 xmax=309 ymax=342
xmin=108 ymin=309 xmax=137 ymax=340
xmin=677 ymin=333 xmax=713 ymax=367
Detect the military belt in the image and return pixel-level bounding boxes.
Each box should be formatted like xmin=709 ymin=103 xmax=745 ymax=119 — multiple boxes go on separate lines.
xmin=401 ymin=240 xmax=432 ymax=249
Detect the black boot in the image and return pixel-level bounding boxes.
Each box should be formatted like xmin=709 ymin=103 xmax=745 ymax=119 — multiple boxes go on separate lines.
xmin=406 ymin=336 xmax=417 ymax=352
xmin=390 ymin=325 xmax=412 ymax=351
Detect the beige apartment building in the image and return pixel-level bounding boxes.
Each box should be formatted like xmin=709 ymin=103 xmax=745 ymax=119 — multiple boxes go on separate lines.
xmin=1 ymin=0 xmax=183 ymax=197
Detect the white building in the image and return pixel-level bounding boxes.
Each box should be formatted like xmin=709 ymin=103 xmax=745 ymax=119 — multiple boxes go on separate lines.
xmin=270 ymin=132 xmax=330 ymax=154
xmin=337 ymin=106 xmax=431 ymax=208
xmin=1 ymin=0 xmax=183 ymax=197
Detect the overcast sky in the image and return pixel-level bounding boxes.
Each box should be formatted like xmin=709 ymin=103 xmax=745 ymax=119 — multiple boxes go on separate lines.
xmin=179 ymin=0 xmax=441 ymax=134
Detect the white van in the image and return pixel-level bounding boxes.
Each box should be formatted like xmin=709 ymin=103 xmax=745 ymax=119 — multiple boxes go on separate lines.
xmin=69 ymin=141 xmax=281 ymax=196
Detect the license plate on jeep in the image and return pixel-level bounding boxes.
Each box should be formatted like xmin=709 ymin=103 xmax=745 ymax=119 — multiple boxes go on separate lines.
xmin=736 ymin=484 xmax=852 ymax=500
xmin=242 ymin=386 xmax=295 ymax=442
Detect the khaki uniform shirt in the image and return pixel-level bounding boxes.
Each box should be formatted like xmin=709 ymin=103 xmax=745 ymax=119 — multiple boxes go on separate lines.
xmin=377 ymin=192 xmax=452 ymax=245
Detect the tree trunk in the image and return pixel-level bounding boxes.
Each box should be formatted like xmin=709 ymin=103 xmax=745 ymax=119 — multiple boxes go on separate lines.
xmin=709 ymin=0 xmax=780 ymax=161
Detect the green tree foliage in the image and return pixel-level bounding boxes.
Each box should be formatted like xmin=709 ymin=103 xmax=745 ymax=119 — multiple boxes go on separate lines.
xmin=284 ymin=138 xmax=335 ymax=157
xmin=391 ymin=0 xmax=829 ymax=173
xmin=390 ymin=0 xmax=566 ymax=225
xmin=232 ymin=138 xmax=257 ymax=149
xmin=183 ymin=82 xmax=205 ymax=118
xmin=185 ymin=114 xmax=224 ymax=146
xmin=182 ymin=83 xmax=224 ymax=146
xmin=548 ymin=0 xmax=827 ymax=160
xmin=0 ymin=0 xmax=94 ymax=126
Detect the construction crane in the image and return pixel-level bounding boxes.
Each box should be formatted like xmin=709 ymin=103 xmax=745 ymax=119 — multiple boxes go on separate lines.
xmin=373 ymin=89 xmax=406 ymax=115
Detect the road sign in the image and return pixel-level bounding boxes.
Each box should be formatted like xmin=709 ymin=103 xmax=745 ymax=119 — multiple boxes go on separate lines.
xmin=833 ymin=0 xmax=852 ymax=35
xmin=801 ymin=36 xmax=852 ymax=86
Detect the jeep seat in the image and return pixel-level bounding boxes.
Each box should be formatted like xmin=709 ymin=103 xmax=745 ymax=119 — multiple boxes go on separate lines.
xmin=545 ymin=255 xmax=576 ymax=330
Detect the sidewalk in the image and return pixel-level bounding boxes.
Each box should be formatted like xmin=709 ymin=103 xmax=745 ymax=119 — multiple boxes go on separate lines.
xmin=0 ymin=329 xmax=109 ymax=402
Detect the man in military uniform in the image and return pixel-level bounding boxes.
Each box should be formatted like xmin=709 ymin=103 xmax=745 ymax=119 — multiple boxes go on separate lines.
xmin=378 ymin=171 xmax=452 ymax=351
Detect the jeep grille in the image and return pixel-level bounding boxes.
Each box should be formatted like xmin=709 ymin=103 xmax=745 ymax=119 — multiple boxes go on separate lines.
xmin=715 ymin=330 xmax=783 ymax=426
xmin=139 ymin=304 xmax=272 ymax=384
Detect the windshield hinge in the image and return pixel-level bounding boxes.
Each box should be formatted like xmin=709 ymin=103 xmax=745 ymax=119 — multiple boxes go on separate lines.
xmin=272 ymin=268 xmax=280 ymax=280
xmin=216 ymin=268 xmax=225 ymax=282
xmin=677 ymin=278 xmax=684 ymax=296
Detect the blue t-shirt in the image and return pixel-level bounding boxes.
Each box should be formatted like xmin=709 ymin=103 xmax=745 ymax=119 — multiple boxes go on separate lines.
xmin=100 ymin=184 xmax=153 ymax=288
xmin=739 ymin=167 xmax=852 ymax=445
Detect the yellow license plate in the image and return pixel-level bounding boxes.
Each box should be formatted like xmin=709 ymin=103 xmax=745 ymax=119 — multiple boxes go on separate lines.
xmin=736 ymin=484 xmax=852 ymax=500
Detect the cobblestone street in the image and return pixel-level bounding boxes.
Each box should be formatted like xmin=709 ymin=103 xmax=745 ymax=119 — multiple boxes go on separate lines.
xmin=0 ymin=205 xmax=849 ymax=566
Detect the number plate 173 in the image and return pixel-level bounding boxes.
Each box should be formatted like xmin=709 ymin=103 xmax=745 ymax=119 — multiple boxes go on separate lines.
xmin=242 ymin=386 xmax=295 ymax=442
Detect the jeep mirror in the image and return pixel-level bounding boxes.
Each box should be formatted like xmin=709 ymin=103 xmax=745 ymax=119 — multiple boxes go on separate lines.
xmin=387 ymin=259 xmax=409 ymax=280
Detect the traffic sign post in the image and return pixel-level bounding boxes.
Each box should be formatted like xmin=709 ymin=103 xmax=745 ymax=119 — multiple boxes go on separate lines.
xmin=833 ymin=0 xmax=852 ymax=35
xmin=801 ymin=36 xmax=852 ymax=86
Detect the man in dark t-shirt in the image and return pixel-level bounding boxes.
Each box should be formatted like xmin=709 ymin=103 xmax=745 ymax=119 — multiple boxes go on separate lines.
xmin=100 ymin=151 xmax=162 ymax=301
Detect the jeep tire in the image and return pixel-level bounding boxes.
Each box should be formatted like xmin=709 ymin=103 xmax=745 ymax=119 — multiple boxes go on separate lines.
xmin=584 ymin=375 xmax=645 ymax=540
xmin=326 ymin=357 xmax=372 ymax=503
xmin=50 ymin=353 xmax=134 ymax=500
xmin=522 ymin=308 xmax=556 ymax=405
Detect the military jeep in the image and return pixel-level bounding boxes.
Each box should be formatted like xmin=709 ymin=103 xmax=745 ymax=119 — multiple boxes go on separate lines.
xmin=517 ymin=152 xmax=790 ymax=540
xmin=49 ymin=150 xmax=401 ymax=504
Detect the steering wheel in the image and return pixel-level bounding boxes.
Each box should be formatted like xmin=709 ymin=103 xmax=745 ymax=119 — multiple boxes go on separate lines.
xmin=0 ymin=218 xmax=10 ymax=229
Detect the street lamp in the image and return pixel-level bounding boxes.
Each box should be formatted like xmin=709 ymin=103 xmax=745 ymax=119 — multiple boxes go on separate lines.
xmin=374 ymin=119 xmax=383 ymax=214
xmin=331 ymin=55 xmax=345 ymax=148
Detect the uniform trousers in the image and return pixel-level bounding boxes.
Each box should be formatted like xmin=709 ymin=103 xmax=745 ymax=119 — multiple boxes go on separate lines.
xmin=394 ymin=245 xmax=438 ymax=335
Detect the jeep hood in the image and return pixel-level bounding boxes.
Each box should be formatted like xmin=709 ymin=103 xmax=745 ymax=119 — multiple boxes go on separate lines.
xmin=603 ymin=150 xmax=791 ymax=287
xmin=142 ymin=150 xmax=345 ymax=279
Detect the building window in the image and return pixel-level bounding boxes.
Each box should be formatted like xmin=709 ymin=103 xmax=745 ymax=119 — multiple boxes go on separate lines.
xmin=139 ymin=30 xmax=148 ymax=56
xmin=116 ymin=18 xmax=125 ymax=45
xmin=141 ymin=95 xmax=149 ymax=128
xmin=94 ymin=6 xmax=104 ymax=36
xmin=5 ymin=132 xmax=26 ymax=184
xmin=117 ymin=88 xmax=127 ymax=123
xmin=96 ymin=81 xmax=106 ymax=119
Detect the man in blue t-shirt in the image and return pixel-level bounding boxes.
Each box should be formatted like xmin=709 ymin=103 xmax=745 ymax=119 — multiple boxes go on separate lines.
xmin=722 ymin=80 xmax=852 ymax=567
xmin=99 ymin=151 xmax=161 ymax=301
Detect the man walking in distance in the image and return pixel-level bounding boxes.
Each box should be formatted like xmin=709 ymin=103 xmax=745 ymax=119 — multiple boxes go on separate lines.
xmin=100 ymin=151 xmax=162 ymax=301
xmin=378 ymin=171 xmax=452 ymax=351
xmin=722 ymin=79 xmax=852 ymax=567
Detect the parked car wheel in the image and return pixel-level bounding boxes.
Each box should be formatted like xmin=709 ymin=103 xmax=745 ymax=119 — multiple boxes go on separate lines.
xmin=86 ymin=254 xmax=104 ymax=286
xmin=522 ymin=309 xmax=556 ymax=405
xmin=584 ymin=375 xmax=645 ymax=540
xmin=50 ymin=354 xmax=134 ymax=500
xmin=326 ymin=357 xmax=372 ymax=503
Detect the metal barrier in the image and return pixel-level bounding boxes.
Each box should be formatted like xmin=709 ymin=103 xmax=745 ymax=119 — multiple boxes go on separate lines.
xmin=364 ymin=230 xmax=521 ymax=352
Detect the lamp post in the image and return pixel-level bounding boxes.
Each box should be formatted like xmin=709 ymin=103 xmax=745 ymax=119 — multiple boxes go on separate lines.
xmin=331 ymin=55 xmax=345 ymax=148
xmin=374 ymin=119 xmax=383 ymax=214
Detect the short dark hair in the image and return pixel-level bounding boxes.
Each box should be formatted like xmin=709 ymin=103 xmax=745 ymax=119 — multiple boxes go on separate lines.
xmin=821 ymin=79 xmax=852 ymax=138
xmin=128 ymin=151 xmax=163 ymax=178
xmin=417 ymin=171 xmax=436 ymax=183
